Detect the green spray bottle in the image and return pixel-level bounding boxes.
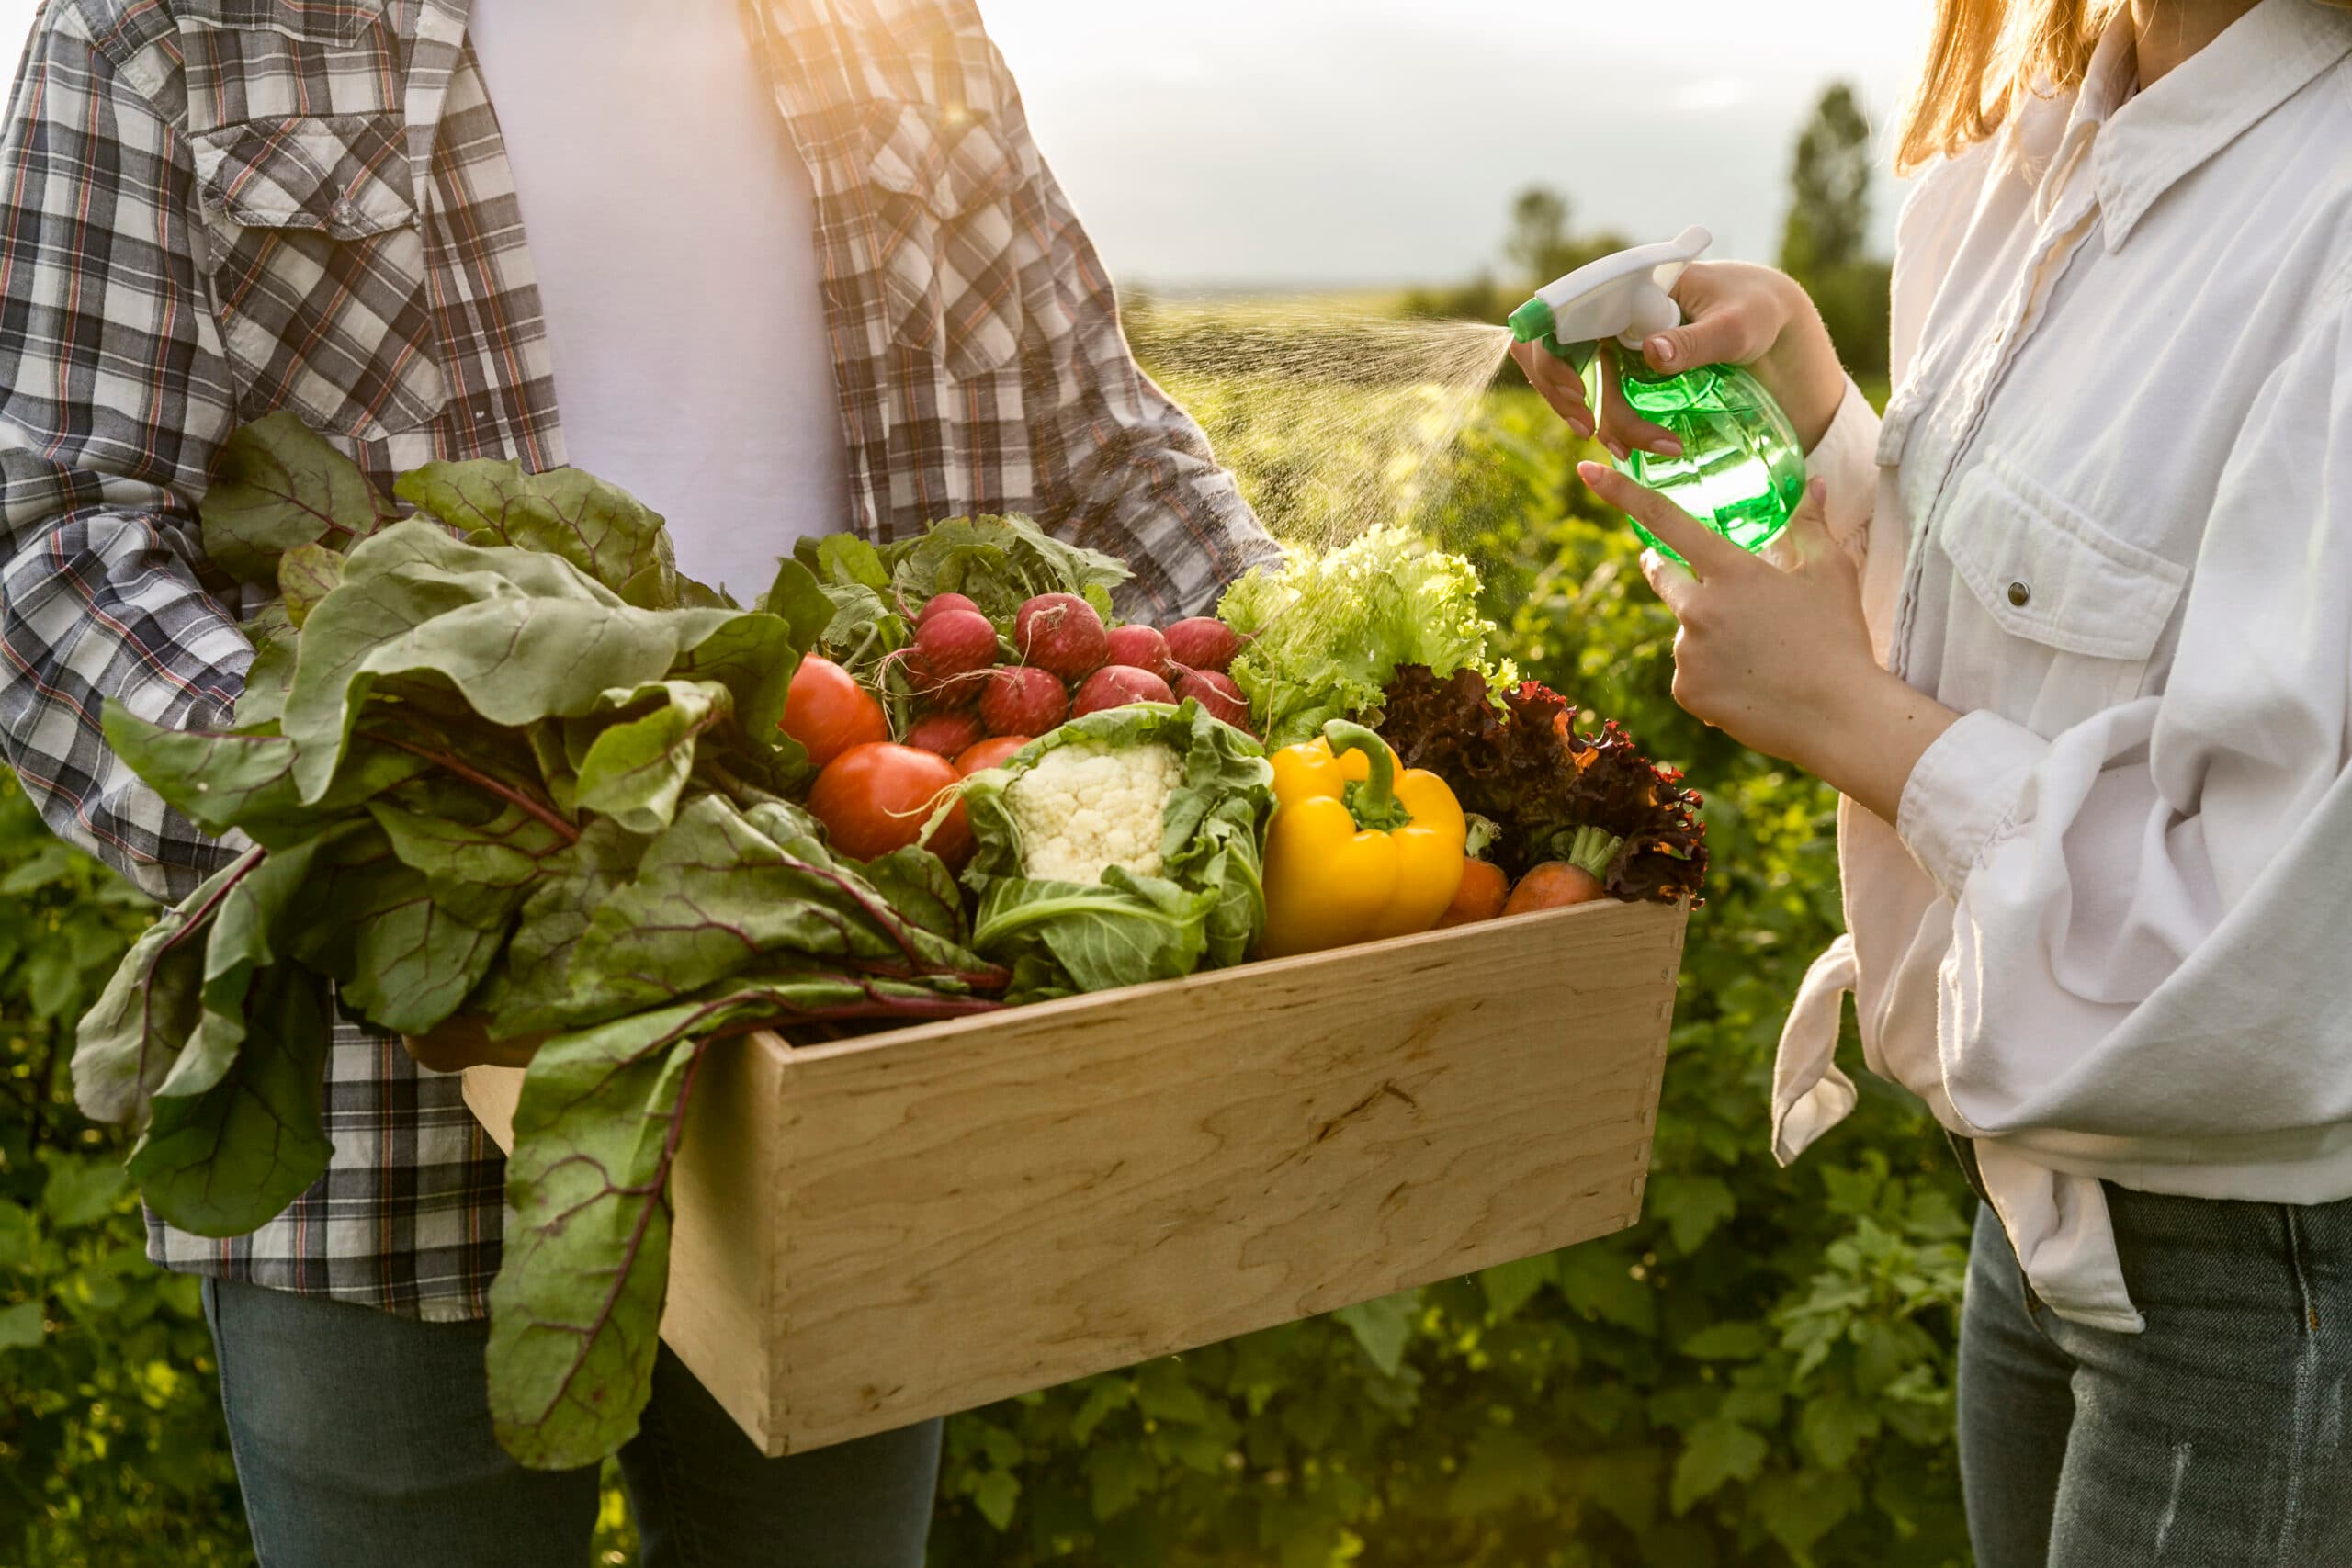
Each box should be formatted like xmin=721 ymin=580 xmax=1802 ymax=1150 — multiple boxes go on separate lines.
xmin=1509 ymin=226 xmax=1806 ymax=556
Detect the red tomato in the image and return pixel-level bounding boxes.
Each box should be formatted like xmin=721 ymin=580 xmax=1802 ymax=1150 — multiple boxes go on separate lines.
xmin=807 ymin=742 xmax=970 ymax=866
xmin=781 ymin=655 xmax=887 ymax=767
xmin=954 ymin=735 xmax=1032 ymax=775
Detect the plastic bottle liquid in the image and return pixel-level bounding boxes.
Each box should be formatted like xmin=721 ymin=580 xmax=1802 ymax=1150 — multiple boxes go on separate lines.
xmin=1599 ymin=355 xmax=1807 ymax=556
xmin=1509 ymin=227 xmax=1806 ymax=558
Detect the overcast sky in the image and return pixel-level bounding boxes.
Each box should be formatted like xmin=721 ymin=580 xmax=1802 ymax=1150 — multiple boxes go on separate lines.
xmin=0 ymin=0 xmax=1927 ymax=287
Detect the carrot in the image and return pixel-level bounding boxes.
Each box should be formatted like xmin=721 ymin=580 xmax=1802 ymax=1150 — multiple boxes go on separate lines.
xmin=1503 ymin=861 xmax=1607 ymax=913
xmin=1436 ymin=858 xmax=1510 ymax=927
xmin=1502 ymin=824 xmax=1623 ymax=914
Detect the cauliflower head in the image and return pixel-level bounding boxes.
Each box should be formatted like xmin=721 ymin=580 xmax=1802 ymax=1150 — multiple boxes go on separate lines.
xmin=1003 ymin=739 xmax=1183 ymax=884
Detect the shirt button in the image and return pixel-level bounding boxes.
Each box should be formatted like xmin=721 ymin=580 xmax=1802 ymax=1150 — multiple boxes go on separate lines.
xmin=2007 ymin=581 xmax=2031 ymax=607
xmin=330 ymin=197 xmax=358 ymax=225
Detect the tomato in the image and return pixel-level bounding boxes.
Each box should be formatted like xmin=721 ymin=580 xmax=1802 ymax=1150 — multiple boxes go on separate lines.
xmin=807 ymin=742 xmax=970 ymax=866
xmin=954 ymin=735 xmax=1031 ymax=775
xmin=780 ymin=655 xmax=888 ymax=767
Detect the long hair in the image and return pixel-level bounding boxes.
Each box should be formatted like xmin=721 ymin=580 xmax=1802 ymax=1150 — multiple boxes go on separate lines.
xmin=1895 ymin=0 xmax=2352 ymax=173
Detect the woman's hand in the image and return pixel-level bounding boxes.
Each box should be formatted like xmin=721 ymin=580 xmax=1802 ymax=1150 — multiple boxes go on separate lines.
xmin=1513 ymin=262 xmax=1849 ymax=457
xmin=1579 ymin=462 xmax=1958 ymax=825
xmin=401 ymin=1015 xmax=549 ymax=1075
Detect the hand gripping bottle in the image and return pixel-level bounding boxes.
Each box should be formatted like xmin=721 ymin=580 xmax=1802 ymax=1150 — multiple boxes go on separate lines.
xmin=1509 ymin=226 xmax=1806 ymax=556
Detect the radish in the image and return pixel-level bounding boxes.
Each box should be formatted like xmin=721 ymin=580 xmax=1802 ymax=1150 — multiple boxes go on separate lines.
xmin=978 ymin=665 xmax=1069 ymax=737
xmin=1102 ymin=624 xmax=1171 ymax=682
xmin=1174 ymin=670 xmax=1250 ymax=730
xmin=902 ymin=651 xmax=971 ymax=709
xmin=1014 ymin=592 xmax=1109 ymax=681
xmin=1072 ymin=664 xmax=1175 ymax=716
xmin=902 ymin=710 xmax=986 ymax=757
xmin=916 ymin=591 xmax=981 ymax=628
xmin=915 ymin=607 xmax=1000 ymax=681
xmin=1164 ymin=617 xmax=1243 ymax=673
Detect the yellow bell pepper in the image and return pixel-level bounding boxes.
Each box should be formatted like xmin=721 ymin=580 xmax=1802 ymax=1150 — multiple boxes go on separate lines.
xmin=1260 ymin=719 xmax=1468 ymax=957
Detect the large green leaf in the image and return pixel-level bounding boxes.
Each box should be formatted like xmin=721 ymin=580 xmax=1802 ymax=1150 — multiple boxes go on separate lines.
xmin=70 ymin=853 xmax=248 ymax=1124
xmin=100 ymin=705 xmax=431 ymax=849
xmin=555 ymin=795 xmax=996 ymax=1026
xmin=478 ymin=819 xmax=655 ymax=1036
xmin=156 ymin=828 xmax=356 ymax=1104
xmin=199 ymin=412 xmax=398 ymax=584
xmin=279 ymin=524 xmax=797 ymax=802
xmin=394 ymin=458 xmax=680 ymax=607
xmin=570 ymin=681 xmax=733 ymax=835
xmin=485 ymin=1004 xmax=709 ymax=1470
xmin=276 ymin=540 xmax=345 ymax=626
xmin=128 ymin=963 xmax=334 ymax=1237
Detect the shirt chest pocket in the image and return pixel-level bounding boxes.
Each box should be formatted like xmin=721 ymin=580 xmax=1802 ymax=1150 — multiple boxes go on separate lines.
xmin=1937 ymin=450 xmax=2187 ymax=724
xmin=191 ymin=115 xmax=447 ymax=441
xmin=860 ymin=98 xmax=1027 ymax=380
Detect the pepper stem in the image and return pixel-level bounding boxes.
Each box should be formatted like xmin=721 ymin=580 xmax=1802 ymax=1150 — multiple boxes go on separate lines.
xmin=1322 ymin=719 xmax=1415 ymax=833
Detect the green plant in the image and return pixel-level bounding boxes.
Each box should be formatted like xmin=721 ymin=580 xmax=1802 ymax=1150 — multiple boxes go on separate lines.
xmin=0 ymin=771 xmax=253 ymax=1565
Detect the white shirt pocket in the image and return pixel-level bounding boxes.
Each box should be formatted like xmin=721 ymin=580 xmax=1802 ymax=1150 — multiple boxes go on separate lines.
xmin=1936 ymin=449 xmax=2187 ymax=730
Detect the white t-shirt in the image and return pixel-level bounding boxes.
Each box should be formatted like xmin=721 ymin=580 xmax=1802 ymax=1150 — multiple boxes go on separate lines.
xmin=466 ymin=0 xmax=850 ymax=603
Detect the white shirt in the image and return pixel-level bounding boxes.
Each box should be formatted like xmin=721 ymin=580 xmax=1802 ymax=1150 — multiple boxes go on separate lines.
xmin=466 ymin=0 xmax=850 ymax=602
xmin=1773 ymin=0 xmax=2352 ymax=1330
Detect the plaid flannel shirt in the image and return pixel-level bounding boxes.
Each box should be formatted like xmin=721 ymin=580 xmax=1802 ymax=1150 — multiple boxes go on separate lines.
xmin=0 ymin=0 xmax=1276 ymax=1321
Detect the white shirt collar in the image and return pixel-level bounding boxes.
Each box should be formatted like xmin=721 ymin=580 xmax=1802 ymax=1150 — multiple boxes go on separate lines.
xmin=2092 ymin=0 xmax=2352 ymax=249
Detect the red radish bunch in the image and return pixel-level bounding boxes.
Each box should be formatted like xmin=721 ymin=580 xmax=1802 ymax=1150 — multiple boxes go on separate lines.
xmin=880 ymin=590 xmax=1255 ymax=761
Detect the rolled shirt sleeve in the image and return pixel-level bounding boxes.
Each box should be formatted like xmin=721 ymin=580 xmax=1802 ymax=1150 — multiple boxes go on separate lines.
xmin=0 ymin=13 xmax=252 ymax=903
xmin=1903 ymin=306 xmax=2352 ymax=1147
xmin=1805 ymin=377 xmax=1880 ymax=566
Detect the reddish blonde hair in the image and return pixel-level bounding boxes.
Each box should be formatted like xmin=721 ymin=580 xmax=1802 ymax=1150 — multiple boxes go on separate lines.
xmin=1894 ymin=0 xmax=2352 ymax=173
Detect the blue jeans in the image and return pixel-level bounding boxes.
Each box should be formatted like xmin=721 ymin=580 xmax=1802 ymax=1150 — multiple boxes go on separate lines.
xmin=201 ymin=1278 xmax=941 ymax=1567
xmin=1958 ymin=1189 xmax=2352 ymax=1566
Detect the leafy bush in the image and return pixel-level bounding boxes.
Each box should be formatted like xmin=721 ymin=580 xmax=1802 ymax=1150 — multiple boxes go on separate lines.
xmin=0 ymin=385 xmax=1971 ymax=1567
xmin=0 ymin=773 xmax=250 ymax=1565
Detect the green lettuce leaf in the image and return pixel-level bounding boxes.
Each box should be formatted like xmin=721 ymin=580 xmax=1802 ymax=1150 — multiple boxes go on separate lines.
xmin=973 ymin=871 xmax=1216 ymax=995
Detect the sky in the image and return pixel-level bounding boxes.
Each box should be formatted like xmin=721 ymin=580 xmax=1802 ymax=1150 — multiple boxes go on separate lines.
xmin=0 ymin=0 xmax=1928 ymax=288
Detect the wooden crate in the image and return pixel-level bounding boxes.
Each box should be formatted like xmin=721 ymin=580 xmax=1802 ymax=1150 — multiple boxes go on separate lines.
xmin=464 ymin=897 xmax=1686 ymax=1456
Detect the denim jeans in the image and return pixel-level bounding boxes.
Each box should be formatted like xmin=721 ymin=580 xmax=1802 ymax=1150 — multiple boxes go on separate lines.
xmin=1958 ymin=1188 xmax=2352 ymax=1566
xmin=201 ymin=1277 xmax=941 ymax=1568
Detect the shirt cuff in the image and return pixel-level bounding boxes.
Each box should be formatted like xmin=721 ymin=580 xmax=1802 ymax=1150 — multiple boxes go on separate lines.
xmin=1804 ymin=378 xmax=1879 ymax=562
xmin=1894 ymin=708 xmax=2050 ymax=898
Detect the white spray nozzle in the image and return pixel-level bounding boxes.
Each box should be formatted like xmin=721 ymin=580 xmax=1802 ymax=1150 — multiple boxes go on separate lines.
xmin=1521 ymin=225 xmax=1713 ymax=353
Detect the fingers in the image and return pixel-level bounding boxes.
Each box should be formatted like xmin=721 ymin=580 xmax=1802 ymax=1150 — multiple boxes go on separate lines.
xmin=1640 ymin=548 xmax=1701 ymax=618
xmin=1594 ymin=343 xmax=1683 ymax=463
xmin=1576 ymin=461 xmax=1747 ymax=581
xmin=1645 ymin=265 xmax=1775 ymax=376
xmin=1509 ymin=339 xmax=1595 ymax=440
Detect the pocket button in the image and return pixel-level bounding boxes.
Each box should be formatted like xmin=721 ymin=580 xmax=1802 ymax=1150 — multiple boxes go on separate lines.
xmin=2007 ymin=581 xmax=2030 ymax=607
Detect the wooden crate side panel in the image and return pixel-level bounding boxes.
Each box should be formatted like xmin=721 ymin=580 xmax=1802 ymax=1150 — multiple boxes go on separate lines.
xmin=661 ymin=1036 xmax=783 ymax=1450
xmin=764 ymin=901 xmax=1683 ymax=1450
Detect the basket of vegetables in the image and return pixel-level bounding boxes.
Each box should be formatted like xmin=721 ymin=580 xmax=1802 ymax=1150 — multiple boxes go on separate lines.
xmin=73 ymin=418 xmax=1700 ymax=1466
